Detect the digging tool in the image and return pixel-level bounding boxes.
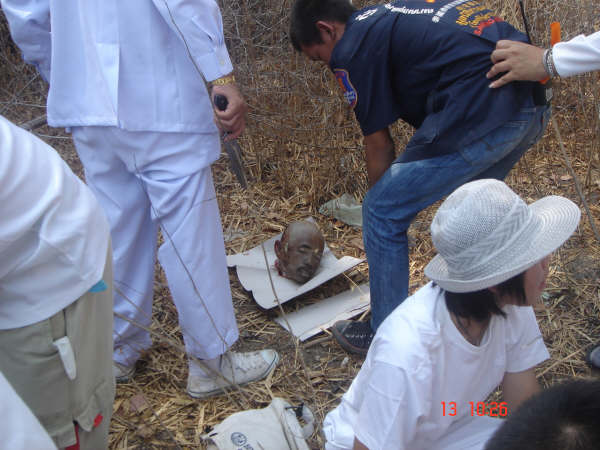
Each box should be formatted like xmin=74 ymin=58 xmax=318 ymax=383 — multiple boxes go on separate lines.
xmin=213 ymin=94 xmax=248 ymax=189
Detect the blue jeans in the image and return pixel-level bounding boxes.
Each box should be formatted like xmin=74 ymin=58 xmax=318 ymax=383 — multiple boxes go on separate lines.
xmin=363 ymin=105 xmax=550 ymax=330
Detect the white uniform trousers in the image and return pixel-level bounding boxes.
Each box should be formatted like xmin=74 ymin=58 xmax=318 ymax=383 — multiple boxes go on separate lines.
xmin=72 ymin=126 xmax=239 ymax=367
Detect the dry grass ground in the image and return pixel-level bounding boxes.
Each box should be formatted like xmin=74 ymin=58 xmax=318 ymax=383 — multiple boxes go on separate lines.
xmin=1 ymin=0 xmax=599 ymax=448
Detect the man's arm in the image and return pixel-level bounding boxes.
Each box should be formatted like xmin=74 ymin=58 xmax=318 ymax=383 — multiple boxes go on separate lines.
xmin=1 ymin=0 xmax=52 ymax=81
xmin=151 ymin=0 xmax=246 ymax=138
xmin=501 ymin=367 xmax=541 ymax=414
xmin=488 ymin=31 xmax=600 ymax=88
xmin=353 ymin=437 xmax=369 ymax=450
xmin=151 ymin=0 xmax=232 ymax=81
xmin=364 ymin=127 xmax=395 ymax=188
xmin=552 ymin=31 xmax=600 ymax=77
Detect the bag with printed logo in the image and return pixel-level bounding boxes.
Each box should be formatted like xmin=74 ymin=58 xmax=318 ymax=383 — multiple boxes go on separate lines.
xmin=202 ymin=397 xmax=313 ymax=450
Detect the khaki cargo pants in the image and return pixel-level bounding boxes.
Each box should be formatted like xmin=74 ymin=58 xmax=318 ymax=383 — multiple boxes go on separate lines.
xmin=0 ymin=249 xmax=115 ymax=449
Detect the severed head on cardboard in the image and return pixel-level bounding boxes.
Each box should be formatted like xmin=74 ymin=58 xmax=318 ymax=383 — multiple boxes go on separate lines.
xmin=274 ymin=221 xmax=325 ymax=284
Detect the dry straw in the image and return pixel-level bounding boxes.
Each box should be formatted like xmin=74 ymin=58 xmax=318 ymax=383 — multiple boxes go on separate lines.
xmin=1 ymin=0 xmax=599 ymax=448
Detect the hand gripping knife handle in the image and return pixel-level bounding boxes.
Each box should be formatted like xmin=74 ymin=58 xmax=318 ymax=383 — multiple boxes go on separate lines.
xmin=214 ymin=94 xmax=248 ymax=189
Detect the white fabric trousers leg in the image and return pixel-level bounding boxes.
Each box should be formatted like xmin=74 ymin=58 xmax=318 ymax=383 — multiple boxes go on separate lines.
xmin=72 ymin=126 xmax=239 ymax=367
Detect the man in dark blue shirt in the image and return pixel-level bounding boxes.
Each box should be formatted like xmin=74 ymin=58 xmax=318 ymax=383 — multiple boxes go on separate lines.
xmin=290 ymin=0 xmax=550 ymax=355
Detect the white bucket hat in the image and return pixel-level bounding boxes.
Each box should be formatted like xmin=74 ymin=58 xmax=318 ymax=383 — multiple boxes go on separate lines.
xmin=424 ymin=179 xmax=580 ymax=293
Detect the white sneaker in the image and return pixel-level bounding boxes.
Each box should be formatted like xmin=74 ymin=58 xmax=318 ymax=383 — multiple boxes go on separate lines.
xmin=113 ymin=362 xmax=135 ymax=383
xmin=187 ymin=350 xmax=279 ymax=399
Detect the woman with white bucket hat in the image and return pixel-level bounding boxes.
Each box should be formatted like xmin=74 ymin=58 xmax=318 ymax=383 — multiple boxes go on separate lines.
xmin=323 ymin=179 xmax=581 ymax=450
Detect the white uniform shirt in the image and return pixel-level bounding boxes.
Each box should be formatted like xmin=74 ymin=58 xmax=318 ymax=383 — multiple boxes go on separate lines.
xmin=323 ymin=282 xmax=550 ymax=450
xmin=553 ymin=31 xmax=600 ymax=77
xmin=1 ymin=0 xmax=232 ymax=132
xmin=0 ymin=371 xmax=57 ymax=449
xmin=0 ymin=115 xmax=110 ymax=329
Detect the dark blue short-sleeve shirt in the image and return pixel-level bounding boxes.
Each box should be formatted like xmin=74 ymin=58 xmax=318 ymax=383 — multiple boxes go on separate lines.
xmin=329 ymin=0 xmax=536 ymax=162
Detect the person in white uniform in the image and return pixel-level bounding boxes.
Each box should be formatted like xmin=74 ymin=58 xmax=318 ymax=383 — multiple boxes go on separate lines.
xmin=0 ymin=115 xmax=114 ymax=449
xmin=322 ymin=179 xmax=581 ymax=450
xmin=487 ymin=31 xmax=600 ymax=87
xmin=1 ymin=0 xmax=279 ymax=398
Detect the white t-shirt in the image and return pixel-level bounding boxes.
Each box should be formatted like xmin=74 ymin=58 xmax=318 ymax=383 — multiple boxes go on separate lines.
xmin=0 ymin=371 xmax=57 ymax=449
xmin=553 ymin=31 xmax=600 ymax=77
xmin=0 ymin=115 xmax=110 ymax=329
xmin=323 ymin=282 xmax=549 ymax=450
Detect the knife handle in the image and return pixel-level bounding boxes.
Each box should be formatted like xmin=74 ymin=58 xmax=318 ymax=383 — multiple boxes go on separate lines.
xmin=214 ymin=94 xmax=228 ymax=111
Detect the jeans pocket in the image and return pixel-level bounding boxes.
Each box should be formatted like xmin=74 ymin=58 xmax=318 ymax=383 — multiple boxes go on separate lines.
xmin=459 ymin=119 xmax=529 ymax=166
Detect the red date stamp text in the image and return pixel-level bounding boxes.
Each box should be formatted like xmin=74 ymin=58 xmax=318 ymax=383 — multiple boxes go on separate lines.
xmin=441 ymin=401 xmax=508 ymax=417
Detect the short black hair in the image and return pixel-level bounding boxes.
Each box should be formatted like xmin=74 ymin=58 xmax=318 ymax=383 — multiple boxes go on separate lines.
xmin=289 ymin=0 xmax=357 ymax=52
xmin=485 ymin=379 xmax=600 ymax=450
xmin=443 ymin=272 xmax=526 ymax=322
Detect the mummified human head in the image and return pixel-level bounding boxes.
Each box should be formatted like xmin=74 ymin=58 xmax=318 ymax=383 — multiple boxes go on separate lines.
xmin=274 ymin=221 xmax=325 ymax=283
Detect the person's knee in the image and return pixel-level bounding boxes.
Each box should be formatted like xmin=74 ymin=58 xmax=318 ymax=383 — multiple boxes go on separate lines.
xmin=363 ymin=201 xmax=409 ymax=244
xmin=361 ymin=194 xmax=373 ymax=234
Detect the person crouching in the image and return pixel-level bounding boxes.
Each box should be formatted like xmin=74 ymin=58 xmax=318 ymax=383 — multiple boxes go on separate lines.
xmin=323 ymin=178 xmax=580 ymax=450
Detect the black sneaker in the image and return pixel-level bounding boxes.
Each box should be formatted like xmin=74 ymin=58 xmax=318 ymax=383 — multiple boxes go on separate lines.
xmin=331 ymin=320 xmax=374 ymax=356
xmin=586 ymin=343 xmax=600 ymax=370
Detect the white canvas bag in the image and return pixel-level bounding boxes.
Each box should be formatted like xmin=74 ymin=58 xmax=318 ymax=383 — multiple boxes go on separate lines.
xmin=202 ymin=398 xmax=314 ymax=450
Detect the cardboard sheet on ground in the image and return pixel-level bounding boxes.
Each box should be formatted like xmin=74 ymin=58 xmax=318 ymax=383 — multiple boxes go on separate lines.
xmin=226 ymin=234 xmax=364 ymax=309
xmin=275 ymin=283 xmax=370 ymax=341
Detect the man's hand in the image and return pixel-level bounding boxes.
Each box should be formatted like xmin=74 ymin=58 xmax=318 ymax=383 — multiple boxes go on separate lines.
xmin=364 ymin=128 xmax=395 ymax=187
xmin=353 ymin=437 xmax=369 ymax=450
xmin=211 ymin=83 xmax=247 ymax=141
xmin=487 ymin=40 xmax=547 ymax=88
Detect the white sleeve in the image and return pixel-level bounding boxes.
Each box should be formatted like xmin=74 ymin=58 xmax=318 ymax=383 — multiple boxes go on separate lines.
xmin=151 ymin=0 xmax=233 ymax=81
xmin=1 ymin=0 xmax=51 ymax=81
xmin=0 ymin=372 xmax=57 ymax=449
xmin=504 ymin=306 xmax=550 ymax=373
xmin=354 ymin=362 xmax=431 ymax=450
xmin=553 ymin=31 xmax=600 ymax=77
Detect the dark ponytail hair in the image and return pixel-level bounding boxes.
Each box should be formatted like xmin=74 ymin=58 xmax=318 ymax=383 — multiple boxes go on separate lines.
xmin=442 ymin=272 xmax=527 ymax=322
